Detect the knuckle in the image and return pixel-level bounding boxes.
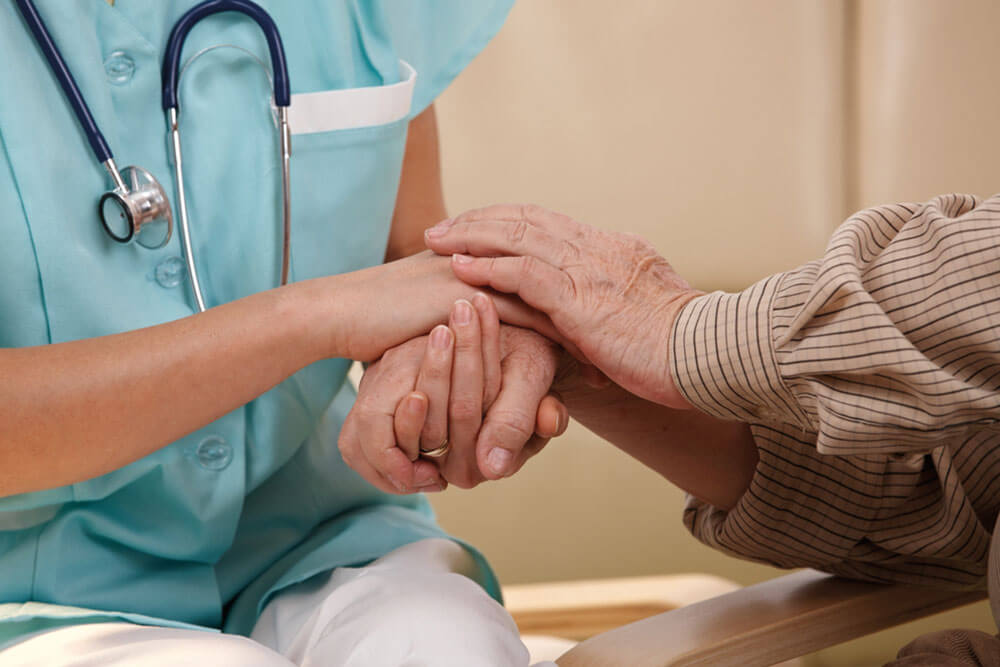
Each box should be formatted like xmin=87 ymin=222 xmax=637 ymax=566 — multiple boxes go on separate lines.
xmin=452 ymin=330 xmax=479 ymax=352
xmin=559 ymin=240 xmax=582 ymax=263
xmin=420 ymin=360 xmax=450 ymax=383
xmin=449 ymin=397 xmax=482 ymax=423
xmin=521 ymin=203 xmax=547 ymax=221
xmin=509 ymin=348 xmax=555 ymax=382
xmin=555 ymin=210 xmax=574 ymax=225
xmin=623 ymin=232 xmax=655 ymax=255
xmin=488 ymin=409 xmax=534 ymax=445
xmin=518 ymin=256 xmax=539 ymax=276
xmin=561 ymin=271 xmax=580 ymax=301
xmin=507 ymin=220 xmax=529 ymax=245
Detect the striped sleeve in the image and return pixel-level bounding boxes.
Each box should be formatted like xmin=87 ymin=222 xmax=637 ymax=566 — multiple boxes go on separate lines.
xmin=671 ymin=193 xmax=1000 ymax=587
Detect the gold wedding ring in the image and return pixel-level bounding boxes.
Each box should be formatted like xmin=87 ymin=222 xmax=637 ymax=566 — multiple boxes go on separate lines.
xmin=419 ymin=440 xmax=450 ymax=458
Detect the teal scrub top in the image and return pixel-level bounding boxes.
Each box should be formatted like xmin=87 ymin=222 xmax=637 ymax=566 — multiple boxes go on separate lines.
xmin=0 ymin=0 xmax=513 ymax=647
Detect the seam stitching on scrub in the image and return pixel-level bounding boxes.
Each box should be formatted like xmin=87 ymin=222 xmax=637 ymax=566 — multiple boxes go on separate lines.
xmin=0 ymin=125 xmax=53 ymax=349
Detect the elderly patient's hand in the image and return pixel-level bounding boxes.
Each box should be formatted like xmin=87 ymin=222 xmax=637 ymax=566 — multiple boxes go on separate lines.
xmin=339 ymin=293 xmax=568 ymax=491
xmin=424 ymin=204 xmax=700 ymax=409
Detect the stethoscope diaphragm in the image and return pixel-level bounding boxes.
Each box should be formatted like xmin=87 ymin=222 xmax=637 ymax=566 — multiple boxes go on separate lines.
xmin=98 ymin=165 xmax=173 ymax=249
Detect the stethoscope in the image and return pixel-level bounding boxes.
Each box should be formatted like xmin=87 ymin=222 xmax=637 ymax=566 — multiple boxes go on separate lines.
xmin=14 ymin=0 xmax=292 ymax=312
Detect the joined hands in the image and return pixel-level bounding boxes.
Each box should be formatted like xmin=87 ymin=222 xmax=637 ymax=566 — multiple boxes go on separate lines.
xmin=339 ymin=293 xmax=568 ymax=494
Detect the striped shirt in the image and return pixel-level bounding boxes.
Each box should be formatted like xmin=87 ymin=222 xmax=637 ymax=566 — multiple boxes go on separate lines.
xmin=670 ymin=193 xmax=1000 ymax=625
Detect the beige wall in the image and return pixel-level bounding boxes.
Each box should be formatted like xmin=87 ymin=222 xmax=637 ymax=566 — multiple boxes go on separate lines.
xmin=436 ymin=0 xmax=846 ymax=293
xmin=852 ymin=1 xmax=1000 ymax=207
xmin=430 ymin=1 xmax=1000 ymax=664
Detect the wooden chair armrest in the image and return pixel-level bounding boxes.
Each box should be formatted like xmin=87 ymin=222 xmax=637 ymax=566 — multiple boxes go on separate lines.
xmin=556 ymin=569 xmax=986 ymax=667
xmin=504 ymin=574 xmax=740 ymax=641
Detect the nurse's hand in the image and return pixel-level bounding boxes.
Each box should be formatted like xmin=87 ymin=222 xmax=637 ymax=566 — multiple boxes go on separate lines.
xmin=340 ymin=296 xmax=567 ymax=492
xmin=321 ymin=251 xmax=571 ymax=363
xmin=424 ymin=205 xmax=700 ymax=409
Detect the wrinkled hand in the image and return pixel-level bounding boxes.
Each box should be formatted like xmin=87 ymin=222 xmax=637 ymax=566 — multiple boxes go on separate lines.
xmin=339 ymin=293 xmax=567 ymax=492
xmin=424 ymin=204 xmax=700 ymax=408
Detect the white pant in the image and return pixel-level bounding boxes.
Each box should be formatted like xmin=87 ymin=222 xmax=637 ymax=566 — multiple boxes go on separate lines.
xmin=0 ymin=539 xmax=552 ymax=666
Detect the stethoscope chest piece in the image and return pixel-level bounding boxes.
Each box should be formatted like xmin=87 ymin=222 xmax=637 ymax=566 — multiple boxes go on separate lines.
xmin=18 ymin=0 xmax=289 ymax=310
xmin=99 ymin=164 xmax=173 ymax=249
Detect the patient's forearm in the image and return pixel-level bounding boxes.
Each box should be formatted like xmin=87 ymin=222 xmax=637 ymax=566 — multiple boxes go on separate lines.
xmin=557 ymin=370 xmax=757 ymax=510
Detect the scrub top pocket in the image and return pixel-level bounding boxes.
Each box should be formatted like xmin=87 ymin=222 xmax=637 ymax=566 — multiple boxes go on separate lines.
xmin=235 ymin=59 xmax=418 ymax=493
xmin=177 ymin=51 xmax=415 ymax=308
xmin=284 ymin=59 xmax=417 ymax=282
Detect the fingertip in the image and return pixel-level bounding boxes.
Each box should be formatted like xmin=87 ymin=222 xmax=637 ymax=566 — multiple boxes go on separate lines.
xmin=404 ymin=392 xmax=428 ymax=416
xmin=452 ymin=253 xmax=475 ymax=265
xmin=471 ymin=291 xmax=493 ymax=315
xmin=424 ymin=218 xmax=455 ymax=240
xmin=534 ymin=395 xmax=563 ymax=438
xmin=430 ymin=324 xmax=453 ymax=350
xmin=451 ymin=298 xmax=475 ymax=326
xmin=480 ymin=446 xmax=514 ymax=479
xmin=555 ymin=402 xmax=570 ymax=436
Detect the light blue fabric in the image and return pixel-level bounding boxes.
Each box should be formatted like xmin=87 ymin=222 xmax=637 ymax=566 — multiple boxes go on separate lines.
xmin=0 ymin=0 xmax=512 ymax=649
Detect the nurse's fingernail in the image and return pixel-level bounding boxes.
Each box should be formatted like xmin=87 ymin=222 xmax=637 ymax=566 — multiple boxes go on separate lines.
xmin=486 ymin=447 xmax=513 ymax=476
xmin=431 ymin=325 xmax=452 ymax=350
xmin=472 ymin=292 xmax=491 ymax=311
xmin=453 ymin=300 xmax=473 ymax=325
xmin=387 ymin=475 xmax=408 ymax=493
xmin=453 ymin=253 xmax=475 ymax=265
xmin=425 ymin=218 xmax=454 ymax=237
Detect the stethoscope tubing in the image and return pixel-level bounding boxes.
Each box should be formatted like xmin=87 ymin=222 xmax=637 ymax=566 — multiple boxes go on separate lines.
xmin=162 ymin=0 xmax=290 ymax=110
xmin=13 ymin=0 xmax=114 ymax=164
xmin=15 ymin=0 xmax=292 ymax=313
xmin=163 ymin=0 xmax=293 ymax=311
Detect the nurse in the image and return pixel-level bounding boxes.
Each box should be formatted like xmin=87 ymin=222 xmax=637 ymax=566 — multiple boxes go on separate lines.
xmin=0 ymin=1 xmax=562 ymax=664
